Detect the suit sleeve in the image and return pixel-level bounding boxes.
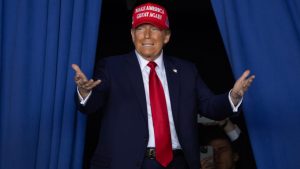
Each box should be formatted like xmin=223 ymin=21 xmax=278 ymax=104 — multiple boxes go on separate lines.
xmin=194 ymin=65 xmax=235 ymax=120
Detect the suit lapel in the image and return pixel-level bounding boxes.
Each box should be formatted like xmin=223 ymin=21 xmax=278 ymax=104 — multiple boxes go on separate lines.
xmin=164 ymin=56 xmax=180 ymax=125
xmin=125 ymin=52 xmax=148 ymax=123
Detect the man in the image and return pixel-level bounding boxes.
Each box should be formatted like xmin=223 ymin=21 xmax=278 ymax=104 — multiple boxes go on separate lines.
xmin=199 ymin=119 xmax=257 ymax=169
xmin=72 ymin=2 xmax=255 ymax=169
xmin=199 ymin=124 xmax=239 ymax=169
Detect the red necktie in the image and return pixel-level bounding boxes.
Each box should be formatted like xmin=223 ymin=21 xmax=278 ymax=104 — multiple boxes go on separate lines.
xmin=148 ymin=61 xmax=173 ymax=167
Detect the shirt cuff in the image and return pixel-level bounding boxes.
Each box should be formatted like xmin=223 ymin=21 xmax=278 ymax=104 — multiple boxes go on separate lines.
xmin=228 ymin=90 xmax=243 ymax=112
xmin=226 ymin=124 xmax=241 ymax=141
xmin=77 ymin=87 xmax=92 ymax=105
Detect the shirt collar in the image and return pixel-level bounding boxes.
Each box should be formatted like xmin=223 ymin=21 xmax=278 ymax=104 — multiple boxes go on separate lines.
xmin=135 ymin=50 xmax=164 ymax=71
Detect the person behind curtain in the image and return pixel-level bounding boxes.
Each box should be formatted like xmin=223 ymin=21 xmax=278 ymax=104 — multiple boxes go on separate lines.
xmin=199 ymin=119 xmax=257 ymax=169
xmin=71 ymin=1 xmax=255 ymax=169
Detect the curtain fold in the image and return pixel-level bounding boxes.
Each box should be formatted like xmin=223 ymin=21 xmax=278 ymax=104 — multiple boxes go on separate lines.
xmin=0 ymin=0 xmax=102 ymax=169
xmin=211 ymin=0 xmax=300 ymax=169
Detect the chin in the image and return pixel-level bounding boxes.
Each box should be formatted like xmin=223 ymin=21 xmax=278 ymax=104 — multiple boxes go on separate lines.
xmin=142 ymin=53 xmax=158 ymax=59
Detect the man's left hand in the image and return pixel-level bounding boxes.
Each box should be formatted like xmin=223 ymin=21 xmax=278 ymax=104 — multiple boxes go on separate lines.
xmin=231 ymin=70 xmax=255 ymax=104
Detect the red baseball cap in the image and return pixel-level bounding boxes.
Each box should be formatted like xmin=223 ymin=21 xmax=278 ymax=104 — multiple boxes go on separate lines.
xmin=132 ymin=2 xmax=169 ymax=30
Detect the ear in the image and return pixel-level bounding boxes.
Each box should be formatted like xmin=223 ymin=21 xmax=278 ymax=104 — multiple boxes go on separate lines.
xmin=163 ymin=30 xmax=171 ymax=44
xmin=131 ymin=29 xmax=135 ymax=42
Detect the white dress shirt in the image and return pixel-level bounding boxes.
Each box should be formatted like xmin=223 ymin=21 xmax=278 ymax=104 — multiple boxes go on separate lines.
xmin=135 ymin=51 xmax=182 ymax=149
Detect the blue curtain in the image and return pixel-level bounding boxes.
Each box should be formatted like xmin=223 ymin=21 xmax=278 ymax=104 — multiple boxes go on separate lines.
xmin=0 ymin=0 xmax=102 ymax=168
xmin=211 ymin=0 xmax=300 ymax=169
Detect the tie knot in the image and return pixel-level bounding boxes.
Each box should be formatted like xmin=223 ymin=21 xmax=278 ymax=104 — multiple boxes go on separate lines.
xmin=147 ymin=61 xmax=157 ymax=70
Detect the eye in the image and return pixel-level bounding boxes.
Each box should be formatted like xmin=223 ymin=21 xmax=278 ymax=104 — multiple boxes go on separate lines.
xmin=135 ymin=25 xmax=147 ymax=32
xmin=151 ymin=27 xmax=160 ymax=31
xmin=215 ymin=146 xmax=231 ymax=154
xmin=136 ymin=27 xmax=143 ymax=31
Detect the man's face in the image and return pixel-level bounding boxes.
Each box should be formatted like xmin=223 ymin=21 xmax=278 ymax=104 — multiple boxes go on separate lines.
xmin=131 ymin=24 xmax=171 ymax=61
xmin=210 ymin=139 xmax=239 ymax=169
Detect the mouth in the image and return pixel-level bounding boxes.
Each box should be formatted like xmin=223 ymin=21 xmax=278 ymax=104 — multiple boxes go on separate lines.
xmin=142 ymin=42 xmax=154 ymax=47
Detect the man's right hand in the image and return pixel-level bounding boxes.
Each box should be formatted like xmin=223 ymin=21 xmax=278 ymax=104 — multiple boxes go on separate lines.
xmin=72 ymin=64 xmax=101 ymax=98
xmin=200 ymin=157 xmax=215 ymax=169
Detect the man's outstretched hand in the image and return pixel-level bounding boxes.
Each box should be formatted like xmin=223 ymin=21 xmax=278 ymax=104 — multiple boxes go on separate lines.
xmin=231 ymin=70 xmax=255 ymax=105
xmin=72 ymin=64 xmax=101 ymax=98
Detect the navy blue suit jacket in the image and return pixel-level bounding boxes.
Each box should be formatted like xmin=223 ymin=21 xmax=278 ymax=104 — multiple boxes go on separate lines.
xmin=78 ymin=51 xmax=234 ymax=169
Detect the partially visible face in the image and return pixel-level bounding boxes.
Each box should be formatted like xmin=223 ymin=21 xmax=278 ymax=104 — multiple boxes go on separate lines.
xmin=131 ymin=24 xmax=171 ymax=61
xmin=210 ymin=139 xmax=239 ymax=169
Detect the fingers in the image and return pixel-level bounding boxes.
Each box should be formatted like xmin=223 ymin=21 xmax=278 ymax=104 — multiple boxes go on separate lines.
xmin=77 ymin=79 xmax=101 ymax=98
xmin=242 ymin=74 xmax=255 ymax=89
xmin=238 ymin=69 xmax=250 ymax=81
xmin=232 ymin=70 xmax=255 ymax=99
xmin=201 ymin=157 xmax=214 ymax=169
xmin=72 ymin=64 xmax=88 ymax=81
xmin=80 ymin=79 xmax=101 ymax=90
xmin=238 ymin=69 xmax=254 ymax=84
xmin=72 ymin=64 xmax=84 ymax=76
xmin=71 ymin=64 xmax=81 ymax=73
xmin=72 ymin=64 xmax=102 ymax=91
xmin=238 ymin=71 xmax=255 ymax=96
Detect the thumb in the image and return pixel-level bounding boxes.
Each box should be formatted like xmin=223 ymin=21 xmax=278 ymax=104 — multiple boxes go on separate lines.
xmin=72 ymin=64 xmax=87 ymax=80
xmin=72 ymin=64 xmax=82 ymax=74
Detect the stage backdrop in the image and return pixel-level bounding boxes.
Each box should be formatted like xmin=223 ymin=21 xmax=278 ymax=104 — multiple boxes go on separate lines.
xmin=211 ymin=0 xmax=300 ymax=169
xmin=0 ymin=0 xmax=102 ymax=168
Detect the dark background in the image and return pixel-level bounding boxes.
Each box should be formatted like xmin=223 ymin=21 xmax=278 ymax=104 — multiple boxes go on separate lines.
xmin=83 ymin=0 xmax=255 ymax=168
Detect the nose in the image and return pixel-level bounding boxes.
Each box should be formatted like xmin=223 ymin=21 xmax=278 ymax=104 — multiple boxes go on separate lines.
xmin=144 ymin=28 xmax=151 ymax=38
